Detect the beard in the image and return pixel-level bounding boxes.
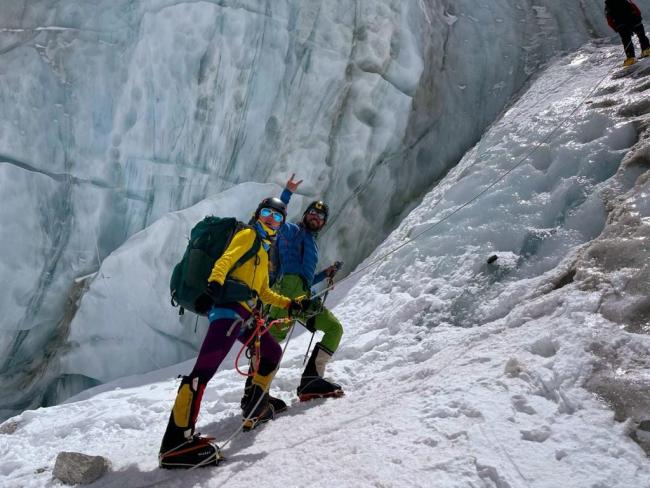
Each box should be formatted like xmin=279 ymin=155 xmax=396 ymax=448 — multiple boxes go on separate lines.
xmin=304 ymin=218 xmax=323 ymax=232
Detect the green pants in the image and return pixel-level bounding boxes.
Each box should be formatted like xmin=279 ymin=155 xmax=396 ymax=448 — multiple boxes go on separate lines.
xmin=268 ymin=274 xmax=343 ymax=353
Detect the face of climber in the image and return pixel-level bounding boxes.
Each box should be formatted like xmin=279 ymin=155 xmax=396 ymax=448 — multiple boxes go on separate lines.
xmin=304 ymin=209 xmax=326 ymax=231
xmin=258 ymin=207 xmax=284 ymax=230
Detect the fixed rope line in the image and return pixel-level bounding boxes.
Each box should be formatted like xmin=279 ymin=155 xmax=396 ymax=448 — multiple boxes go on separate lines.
xmin=312 ymin=58 xmax=616 ymax=300
xmin=216 ymin=315 xmax=300 ymax=453
xmin=147 ymin=317 xmax=303 ymax=484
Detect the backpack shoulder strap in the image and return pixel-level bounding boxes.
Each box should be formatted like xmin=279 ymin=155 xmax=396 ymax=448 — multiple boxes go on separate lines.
xmin=229 ymin=223 xmax=262 ymax=273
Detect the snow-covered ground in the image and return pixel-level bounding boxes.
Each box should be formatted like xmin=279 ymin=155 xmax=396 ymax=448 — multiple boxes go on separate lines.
xmin=1 ymin=43 xmax=649 ymax=487
xmin=0 ymin=0 xmax=629 ymax=417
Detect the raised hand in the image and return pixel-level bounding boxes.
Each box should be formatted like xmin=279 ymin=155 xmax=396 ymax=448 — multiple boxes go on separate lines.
xmin=286 ymin=173 xmax=303 ymax=193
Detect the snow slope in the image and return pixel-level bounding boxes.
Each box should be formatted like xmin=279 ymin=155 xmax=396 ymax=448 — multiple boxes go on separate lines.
xmin=1 ymin=44 xmax=649 ymax=487
xmin=0 ymin=0 xmax=636 ymax=417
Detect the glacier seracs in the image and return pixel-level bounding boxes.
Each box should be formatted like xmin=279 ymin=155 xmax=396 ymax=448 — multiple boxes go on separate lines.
xmin=0 ymin=0 xmax=645 ymax=417
xmin=1 ymin=42 xmax=650 ymax=488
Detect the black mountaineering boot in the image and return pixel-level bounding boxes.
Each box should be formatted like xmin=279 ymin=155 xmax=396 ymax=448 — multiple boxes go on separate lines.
xmin=159 ymin=376 xmax=222 ymax=469
xmin=240 ymin=369 xmax=254 ymax=411
xmin=242 ymin=372 xmax=275 ymax=431
xmin=267 ymin=395 xmax=288 ymax=414
xmin=241 ymin=358 xmax=287 ymax=415
xmin=298 ymin=343 xmax=344 ymax=402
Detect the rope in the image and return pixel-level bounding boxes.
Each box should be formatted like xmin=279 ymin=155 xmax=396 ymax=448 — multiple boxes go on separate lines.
xmin=170 ymin=313 xmax=310 ymax=467
xmin=155 ymin=311 xmax=302 ymax=480
xmin=233 ymin=315 xmax=293 ymax=376
xmin=216 ymin=313 xmax=300 ymax=452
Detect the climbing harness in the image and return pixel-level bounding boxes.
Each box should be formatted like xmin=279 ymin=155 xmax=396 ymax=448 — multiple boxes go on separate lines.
xmin=234 ymin=310 xmax=293 ymax=377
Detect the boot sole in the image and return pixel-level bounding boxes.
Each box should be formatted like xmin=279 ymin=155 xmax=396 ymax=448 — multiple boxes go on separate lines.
xmin=298 ymin=390 xmax=345 ymax=402
xmin=242 ymin=415 xmax=273 ymax=432
xmin=240 ymin=405 xmax=286 ymax=417
xmin=272 ymin=404 xmax=288 ymax=414
xmin=159 ymin=441 xmax=223 ymax=469
xmin=242 ymin=405 xmax=276 ymax=432
xmin=268 ymin=399 xmax=288 ymax=414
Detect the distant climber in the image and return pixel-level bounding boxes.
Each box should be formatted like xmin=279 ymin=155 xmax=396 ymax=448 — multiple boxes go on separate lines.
xmin=159 ymin=197 xmax=314 ymax=468
xmin=605 ymin=0 xmax=650 ymax=66
xmin=241 ymin=174 xmax=345 ymax=407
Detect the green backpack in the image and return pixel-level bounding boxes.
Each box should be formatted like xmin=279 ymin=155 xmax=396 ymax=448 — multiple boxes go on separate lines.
xmin=170 ymin=216 xmax=261 ymax=315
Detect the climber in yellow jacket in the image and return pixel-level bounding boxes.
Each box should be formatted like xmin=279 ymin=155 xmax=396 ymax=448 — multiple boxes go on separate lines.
xmin=159 ymin=196 xmax=315 ymax=469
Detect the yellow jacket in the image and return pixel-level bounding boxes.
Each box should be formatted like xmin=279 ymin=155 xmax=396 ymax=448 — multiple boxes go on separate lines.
xmin=208 ymin=227 xmax=291 ymax=310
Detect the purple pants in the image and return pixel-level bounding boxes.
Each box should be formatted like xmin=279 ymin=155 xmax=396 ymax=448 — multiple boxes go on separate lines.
xmin=189 ymin=304 xmax=282 ymax=383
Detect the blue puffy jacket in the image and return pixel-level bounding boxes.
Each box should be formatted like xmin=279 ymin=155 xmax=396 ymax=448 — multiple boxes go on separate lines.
xmin=272 ymin=189 xmax=327 ymax=288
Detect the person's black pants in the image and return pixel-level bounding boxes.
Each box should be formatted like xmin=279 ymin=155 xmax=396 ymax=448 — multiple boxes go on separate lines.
xmin=620 ymin=23 xmax=650 ymax=58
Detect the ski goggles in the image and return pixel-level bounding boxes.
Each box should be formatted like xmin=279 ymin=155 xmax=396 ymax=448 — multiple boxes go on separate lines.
xmin=260 ymin=207 xmax=284 ymax=223
xmin=306 ymin=209 xmax=326 ymax=221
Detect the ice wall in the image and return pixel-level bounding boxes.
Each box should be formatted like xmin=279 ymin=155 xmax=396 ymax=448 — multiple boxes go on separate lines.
xmin=336 ymin=43 xmax=641 ymax=336
xmin=0 ymin=0 xmax=641 ymax=416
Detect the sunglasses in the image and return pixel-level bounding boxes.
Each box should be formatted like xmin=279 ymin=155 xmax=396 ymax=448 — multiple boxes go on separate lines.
xmin=306 ymin=209 xmax=326 ymax=221
xmin=260 ymin=207 xmax=284 ymax=223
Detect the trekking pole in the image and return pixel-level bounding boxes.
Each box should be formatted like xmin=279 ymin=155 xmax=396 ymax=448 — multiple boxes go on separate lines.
xmin=303 ymin=330 xmax=316 ymax=366
xmin=302 ymin=281 xmax=330 ymax=365
xmin=302 ymin=262 xmax=342 ymax=365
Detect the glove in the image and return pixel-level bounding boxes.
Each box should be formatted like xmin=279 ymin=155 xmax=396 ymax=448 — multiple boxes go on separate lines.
xmin=288 ymin=296 xmax=321 ymax=316
xmin=205 ymin=281 xmax=223 ymax=301
xmin=325 ymin=261 xmax=343 ymax=278
xmin=288 ymin=297 xmax=305 ymax=316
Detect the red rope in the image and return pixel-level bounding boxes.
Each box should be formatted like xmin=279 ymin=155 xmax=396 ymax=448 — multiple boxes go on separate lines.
xmin=234 ymin=314 xmax=292 ymax=377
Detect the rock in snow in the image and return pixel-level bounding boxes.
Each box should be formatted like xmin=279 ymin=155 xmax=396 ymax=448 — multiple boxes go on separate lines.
xmin=53 ymin=452 xmax=110 ymax=485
